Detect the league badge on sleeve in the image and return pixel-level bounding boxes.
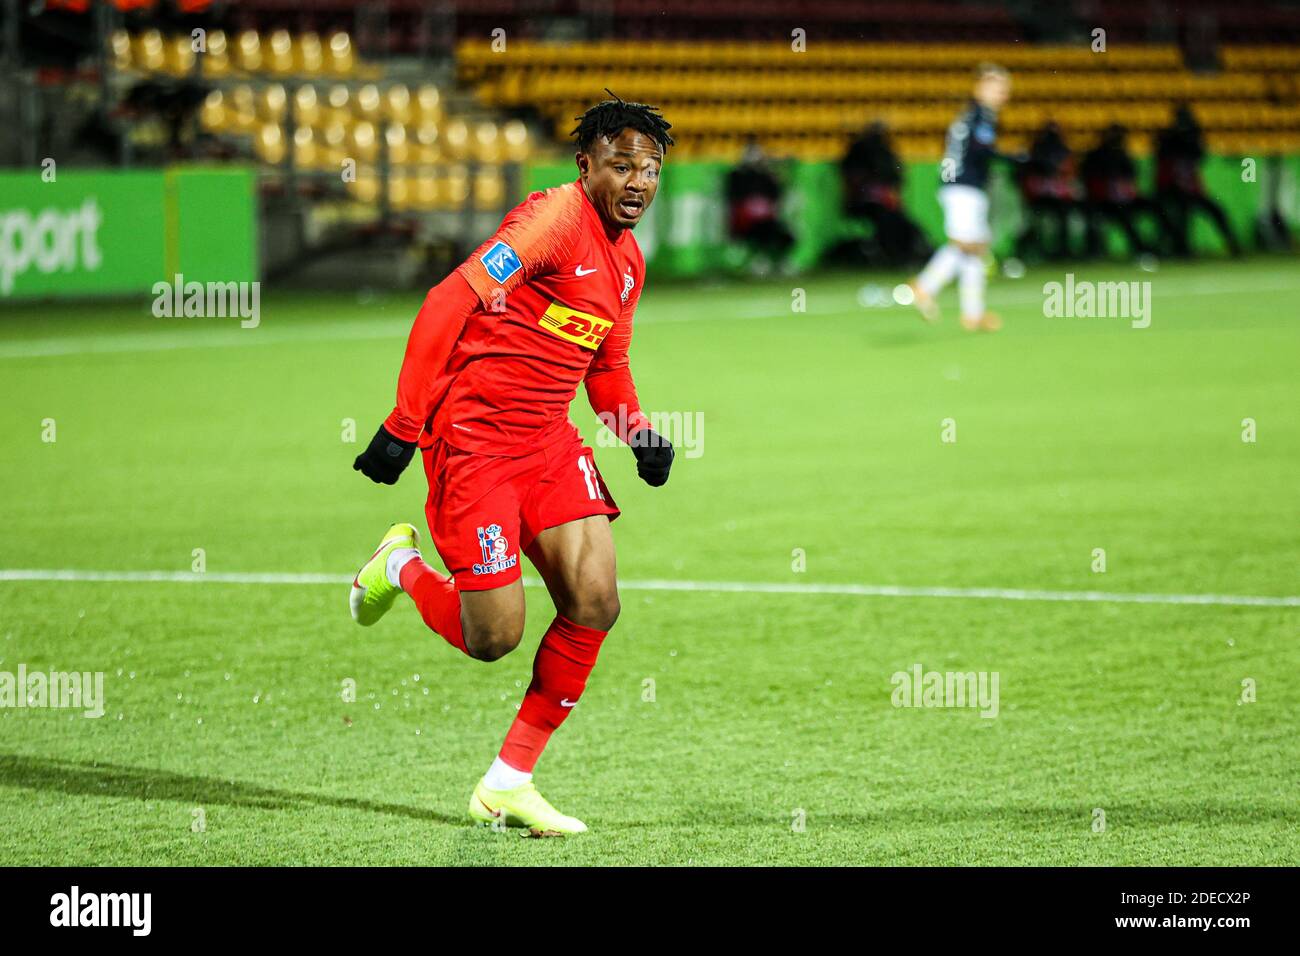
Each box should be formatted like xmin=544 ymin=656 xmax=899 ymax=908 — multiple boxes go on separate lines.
xmin=481 ymin=241 xmax=523 ymax=284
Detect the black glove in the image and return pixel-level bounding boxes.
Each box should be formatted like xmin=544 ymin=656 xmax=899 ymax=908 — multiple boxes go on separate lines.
xmin=353 ymin=425 xmax=416 ymax=485
xmin=629 ymin=428 xmax=674 ymax=487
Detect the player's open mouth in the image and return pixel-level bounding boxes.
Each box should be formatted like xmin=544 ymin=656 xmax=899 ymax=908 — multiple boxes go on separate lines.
xmin=617 ymin=198 xmax=643 ymax=218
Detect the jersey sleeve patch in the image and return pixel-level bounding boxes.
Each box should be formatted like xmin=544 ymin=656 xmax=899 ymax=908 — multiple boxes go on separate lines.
xmin=480 ymin=241 xmax=523 ymax=284
xmin=456 ymin=183 xmax=585 ymax=308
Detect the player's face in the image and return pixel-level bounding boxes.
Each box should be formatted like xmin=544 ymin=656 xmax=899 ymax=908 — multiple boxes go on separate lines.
xmin=976 ymin=75 xmax=1011 ymax=111
xmin=577 ymin=128 xmax=663 ymax=230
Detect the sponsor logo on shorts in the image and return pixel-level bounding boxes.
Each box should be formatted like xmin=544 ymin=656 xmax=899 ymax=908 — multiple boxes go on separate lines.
xmin=473 ymin=523 xmax=518 ymax=576
xmin=481 ymin=241 xmax=522 ymax=284
xmin=538 ymin=301 xmax=613 ymax=350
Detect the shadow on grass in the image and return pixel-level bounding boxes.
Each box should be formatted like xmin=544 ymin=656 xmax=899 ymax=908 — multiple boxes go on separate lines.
xmin=0 ymin=752 xmax=462 ymax=826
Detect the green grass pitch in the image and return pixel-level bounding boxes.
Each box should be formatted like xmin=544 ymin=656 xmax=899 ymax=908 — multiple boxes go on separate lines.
xmin=0 ymin=256 xmax=1296 ymax=865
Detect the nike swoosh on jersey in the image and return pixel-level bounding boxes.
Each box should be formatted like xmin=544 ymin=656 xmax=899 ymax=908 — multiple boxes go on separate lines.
xmin=574 ymin=265 xmax=597 ymax=276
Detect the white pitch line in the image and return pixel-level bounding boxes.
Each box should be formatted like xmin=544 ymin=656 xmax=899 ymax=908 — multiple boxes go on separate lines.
xmin=730 ymin=273 xmax=1300 ymax=320
xmin=0 ymin=319 xmax=414 ymax=360
xmin=0 ymin=569 xmax=1295 ymax=608
xmin=0 ymin=569 xmax=345 ymax=585
xmin=5 ymin=273 xmax=1297 ymax=360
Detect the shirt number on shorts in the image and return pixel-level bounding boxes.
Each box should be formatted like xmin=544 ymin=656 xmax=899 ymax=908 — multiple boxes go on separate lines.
xmin=577 ymin=454 xmax=605 ymax=501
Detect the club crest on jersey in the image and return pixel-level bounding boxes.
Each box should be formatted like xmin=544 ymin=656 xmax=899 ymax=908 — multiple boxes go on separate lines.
xmin=621 ymin=267 xmax=635 ymax=303
xmin=481 ymin=241 xmax=522 ymax=284
xmin=538 ymin=301 xmax=613 ymax=350
xmin=473 ymin=524 xmax=517 ymax=576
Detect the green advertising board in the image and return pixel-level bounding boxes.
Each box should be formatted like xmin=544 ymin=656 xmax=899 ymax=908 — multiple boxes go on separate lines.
xmin=526 ymin=155 xmax=1300 ymax=277
xmin=0 ymin=166 xmax=257 ymax=300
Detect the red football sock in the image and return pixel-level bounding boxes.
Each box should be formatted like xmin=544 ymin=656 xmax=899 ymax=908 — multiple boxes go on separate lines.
xmin=399 ymin=557 xmax=468 ymax=655
xmin=498 ymin=616 xmax=607 ymax=773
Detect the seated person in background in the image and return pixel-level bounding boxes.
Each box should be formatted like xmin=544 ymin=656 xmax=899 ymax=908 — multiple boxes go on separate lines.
xmin=840 ymin=121 xmax=930 ymax=266
xmin=1156 ymin=104 xmax=1241 ymax=257
xmin=1014 ymin=121 xmax=1081 ymax=261
xmin=1081 ymin=124 xmax=1176 ymax=259
xmin=725 ymin=138 xmax=795 ymax=274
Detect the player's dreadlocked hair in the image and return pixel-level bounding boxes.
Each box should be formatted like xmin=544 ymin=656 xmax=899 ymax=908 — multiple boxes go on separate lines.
xmin=571 ymin=90 xmax=674 ymax=154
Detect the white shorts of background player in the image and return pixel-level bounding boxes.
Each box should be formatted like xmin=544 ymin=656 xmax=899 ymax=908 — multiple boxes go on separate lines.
xmin=938 ymin=184 xmax=991 ymax=245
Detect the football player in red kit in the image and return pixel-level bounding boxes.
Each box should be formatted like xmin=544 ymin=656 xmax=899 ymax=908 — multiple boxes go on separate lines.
xmin=349 ymin=97 xmax=676 ymax=836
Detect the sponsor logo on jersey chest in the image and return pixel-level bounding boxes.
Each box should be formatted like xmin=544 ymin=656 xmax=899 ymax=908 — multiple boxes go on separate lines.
xmin=538 ymin=301 xmax=613 ymax=350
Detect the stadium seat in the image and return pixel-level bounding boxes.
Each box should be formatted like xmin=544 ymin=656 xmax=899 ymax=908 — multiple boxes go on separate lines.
xmin=455 ymin=39 xmax=1300 ymax=161
xmin=108 ymin=20 xmax=1297 ymax=210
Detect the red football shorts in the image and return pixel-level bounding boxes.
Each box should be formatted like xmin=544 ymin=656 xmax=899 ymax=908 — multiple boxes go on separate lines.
xmin=421 ymin=427 xmax=619 ymax=591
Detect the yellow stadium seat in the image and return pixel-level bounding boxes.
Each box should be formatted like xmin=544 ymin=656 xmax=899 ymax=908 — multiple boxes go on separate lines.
xmin=438 ymin=165 xmax=471 ymax=206
xmin=414 ymin=123 xmax=441 ymax=163
xmin=356 ymin=84 xmax=383 ymax=119
xmin=258 ymin=84 xmax=287 ymax=121
xmin=442 ymin=118 xmax=470 ymax=160
xmin=134 ymin=29 xmax=165 ymax=72
xmin=351 ymin=172 xmax=380 ymax=205
xmin=471 ymin=121 xmax=500 ymax=161
xmin=164 ymin=35 xmax=195 ymax=76
xmin=235 ymin=31 xmax=261 ymax=72
xmin=327 ymin=33 xmax=354 ymax=75
xmin=292 ymin=126 xmax=318 ymax=169
xmin=417 ymin=85 xmax=443 ymax=121
xmin=200 ymin=90 xmax=225 ymax=131
xmin=267 ymin=30 xmax=294 ymax=74
xmin=351 ymin=120 xmax=379 ymax=163
xmin=385 ymin=85 xmax=413 ymax=123
xmin=294 ymin=85 xmax=321 ymax=126
xmin=297 ymin=32 xmax=324 ymax=75
xmin=254 ymin=123 xmax=285 ymax=164
xmin=474 ymin=167 xmax=505 ymax=210
xmin=202 ymin=30 xmax=230 ymax=77
xmin=229 ymin=85 xmax=256 ymax=133
xmin=502 ymin=119 xmax=530 ymax=162
xmin=110 ymin=30 xmax=131 ymax=71
xmin=385 ymin=123 xmax=409 ymax=164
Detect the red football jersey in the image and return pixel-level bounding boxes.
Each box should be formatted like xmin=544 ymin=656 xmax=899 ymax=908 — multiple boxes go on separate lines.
xmin=401 ymin=180 xmax=645 ymax=456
